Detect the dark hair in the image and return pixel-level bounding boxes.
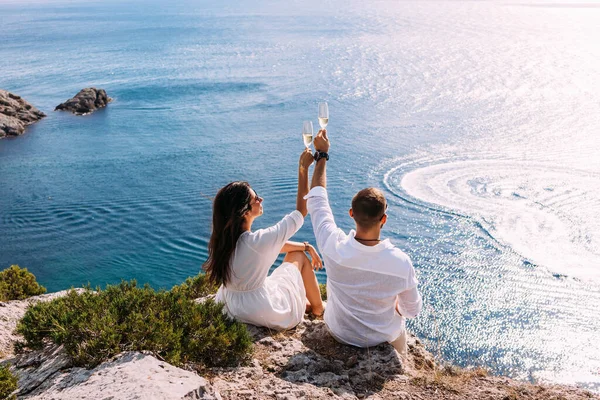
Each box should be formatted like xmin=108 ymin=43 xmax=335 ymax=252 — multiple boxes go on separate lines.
xmin=351 ymin=188 xmax=387 ymax=229
xmin=203 ymin=181 xmax=253 ymax=287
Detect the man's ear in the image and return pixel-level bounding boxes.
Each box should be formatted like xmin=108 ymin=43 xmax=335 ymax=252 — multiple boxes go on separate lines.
xmin=380 ymin=214 xmax=387 ymax=228
xmin=349 ymin=208 xmax=353 ymax=218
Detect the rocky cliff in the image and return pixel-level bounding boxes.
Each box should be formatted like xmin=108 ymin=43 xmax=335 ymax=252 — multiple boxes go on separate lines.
xmin=1 ymin=293 xmax=597 ymax=400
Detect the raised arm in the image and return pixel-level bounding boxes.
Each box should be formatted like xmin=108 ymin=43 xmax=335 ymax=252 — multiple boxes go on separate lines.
xmin=311 ymin=129 xmax=329 ymax=190
xmin=305 ymin=129 xmax=343 ymax=252
xmin=297 ymin=148 xmax=313 ymax=217
xmin=246 ymin=211 xmax=304 ymax=256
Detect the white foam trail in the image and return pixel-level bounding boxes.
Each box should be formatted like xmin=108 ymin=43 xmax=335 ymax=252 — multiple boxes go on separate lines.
xmin=387 ymin=159 xmax=600 ymax=281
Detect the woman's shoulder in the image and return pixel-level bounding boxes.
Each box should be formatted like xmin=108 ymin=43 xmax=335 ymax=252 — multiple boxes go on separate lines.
xmin=237 ymin=230 xmax=253 ymax=243
xmin=237 ymin=230 xmax=262 ymax=247
xmin=242 ymin=228 xmax=270 ymax=243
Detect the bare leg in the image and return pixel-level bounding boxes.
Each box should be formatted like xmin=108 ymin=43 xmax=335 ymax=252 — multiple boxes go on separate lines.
xmin=390 ymin=330 xmax=407 ymax=356
xmin=283 ymin=251 xmax=324 ymax=316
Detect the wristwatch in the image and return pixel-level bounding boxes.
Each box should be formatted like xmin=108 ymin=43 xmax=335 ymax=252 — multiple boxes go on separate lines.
xmin=314 ymin=151 xmax=329 ymax=162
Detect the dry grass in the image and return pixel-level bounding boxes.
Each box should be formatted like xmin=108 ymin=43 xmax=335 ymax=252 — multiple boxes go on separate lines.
xmin=410 ymin=363 xmax=489 ymax=394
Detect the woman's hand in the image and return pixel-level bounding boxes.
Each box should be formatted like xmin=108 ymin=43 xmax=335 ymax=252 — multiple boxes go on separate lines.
xmin=299 ymin=148 xmax=314 ymax=170
xmin=306 ymin=244 xmax=323 ymax=270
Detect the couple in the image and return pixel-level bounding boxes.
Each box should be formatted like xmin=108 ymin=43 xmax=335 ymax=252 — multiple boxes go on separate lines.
xmin=203 ymin=130 xmax=422 ymax=354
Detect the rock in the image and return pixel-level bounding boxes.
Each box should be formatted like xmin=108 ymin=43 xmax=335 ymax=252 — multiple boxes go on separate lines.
xmin=54 ymin=87 xmax=112 ymax=115
xmin=0 ymin=290 xmax=82 ymax=360
xmin=0 ymin=89 xmax=46 ymax=138
xmin=7 ymin=350 xmax=220 ymax=400
xmin=209 ymin=319 xmax=599 ymax=400
xmin=194 ymin=294 xmax=216 ymax=305
xmin=208 ymin=319 xmax=407 ymax=399
xmin=8 ymin=345 xmax=72 ymax=396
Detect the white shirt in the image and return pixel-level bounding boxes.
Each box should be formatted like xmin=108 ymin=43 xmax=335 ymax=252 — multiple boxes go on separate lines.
xmin=305 ymin=186 xmax=423 ymax=347
xmin=215 ymin=210 xmax=307 ymax=330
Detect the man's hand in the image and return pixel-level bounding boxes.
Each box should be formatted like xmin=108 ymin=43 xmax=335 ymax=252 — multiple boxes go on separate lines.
xmin=299 ymin=148 xmax=314 ymax=170
xmin=314 ymin=129 xmax=330 ymax=153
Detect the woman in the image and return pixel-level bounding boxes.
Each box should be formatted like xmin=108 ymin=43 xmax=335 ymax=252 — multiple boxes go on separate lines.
xmin=203 ymin=148 xmax=324 ymax=330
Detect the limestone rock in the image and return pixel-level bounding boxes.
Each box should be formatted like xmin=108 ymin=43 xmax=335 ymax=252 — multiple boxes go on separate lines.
xmin=8 ymin=345 xmax=72 ymax=397
xmin=0 ymin=290 xmax=81 ymax=360
xmin=8 ymin=350 xmax=219 ymax=400
xmin=55 ymin=87 xmax=112 ymax=115
xmin=211 ymin=320 xmax=407 ymax=399
xmin=208 ymin=320 xmax=598 ymax=400
xmin=0 ymin=90 xmax=46 ymax=138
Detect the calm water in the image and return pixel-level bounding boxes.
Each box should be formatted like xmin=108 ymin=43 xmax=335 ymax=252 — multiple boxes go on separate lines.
xmin=1 ymin=0 xmax=599 ymax=390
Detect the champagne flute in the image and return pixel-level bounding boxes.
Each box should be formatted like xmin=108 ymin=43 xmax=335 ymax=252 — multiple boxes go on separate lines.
xmin=318 ymin=102 xmax=329 ymax=129
xmin=302 ymin=120 xmax=314 ymax=148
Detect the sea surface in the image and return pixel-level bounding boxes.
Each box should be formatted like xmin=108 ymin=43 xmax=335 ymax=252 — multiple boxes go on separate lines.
xmin=1 ymin=0 xmax=599 ymax=391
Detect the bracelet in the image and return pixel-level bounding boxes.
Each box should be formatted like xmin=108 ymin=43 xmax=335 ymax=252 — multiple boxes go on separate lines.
xmin=303 ymin=241 xmax=309 ymax=252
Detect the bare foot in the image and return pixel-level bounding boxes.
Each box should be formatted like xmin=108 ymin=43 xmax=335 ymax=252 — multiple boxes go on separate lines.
xmin=311 ymin=302 xmax=325 ymax=317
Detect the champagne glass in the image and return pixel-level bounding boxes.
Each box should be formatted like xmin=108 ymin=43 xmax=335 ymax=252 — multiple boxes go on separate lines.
xmin=302 ymin=121 xmax=314 ymax=148
xmin=318 ymin=102 xmax=329 ymax=129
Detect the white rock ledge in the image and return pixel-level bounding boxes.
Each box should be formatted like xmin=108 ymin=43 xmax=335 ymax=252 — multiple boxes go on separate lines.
xmin=15 ymin=350 xmax=219 ymax=400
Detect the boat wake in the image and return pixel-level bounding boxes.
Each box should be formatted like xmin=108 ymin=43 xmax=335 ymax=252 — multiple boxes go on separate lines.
xmin=383 ymin=157 xmax=600 ymax=282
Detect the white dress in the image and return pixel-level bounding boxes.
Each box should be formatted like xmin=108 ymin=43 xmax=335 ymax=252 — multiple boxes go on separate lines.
xmin=215 ymin=210 xmax=306 ymax=330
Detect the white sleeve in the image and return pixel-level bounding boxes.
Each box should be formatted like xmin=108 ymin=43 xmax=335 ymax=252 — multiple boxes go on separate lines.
xmin=396 ymin=266 xmax=422 ymax=319
xmin=305 ymin=186 xmax=342 ymax=253
xmin=246 ymin=210 xmax=304 ymax=255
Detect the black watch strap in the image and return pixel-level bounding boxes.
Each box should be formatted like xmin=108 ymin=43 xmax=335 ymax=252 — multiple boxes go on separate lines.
xmin=314 ymin=151 xmax=329 ymax=162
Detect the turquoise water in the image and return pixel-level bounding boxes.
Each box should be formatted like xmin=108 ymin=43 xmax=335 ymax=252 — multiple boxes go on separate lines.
xmin=1 ymin=0 xmax=599 ymax=390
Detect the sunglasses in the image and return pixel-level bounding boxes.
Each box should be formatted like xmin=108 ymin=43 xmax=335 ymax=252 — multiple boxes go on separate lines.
xmin=247 ymin=191 xmax=263 ymax=210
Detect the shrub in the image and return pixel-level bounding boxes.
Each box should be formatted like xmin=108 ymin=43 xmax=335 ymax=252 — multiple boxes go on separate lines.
xmin=16 ymin=280 xmax=252 ymax=368
xmin=319 ymin=283 xmax=327 ymax=301
xmin=0 ymin=265 xmax=46 ymax=302
xmin=170 ymin=273 xmax=218 ymax=300
xmin=0 ymin=364 xmax=17 ymax=400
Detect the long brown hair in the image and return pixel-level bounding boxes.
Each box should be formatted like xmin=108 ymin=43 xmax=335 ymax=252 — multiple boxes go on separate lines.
xmin=203 ymin=181 xmax=253 ymax=287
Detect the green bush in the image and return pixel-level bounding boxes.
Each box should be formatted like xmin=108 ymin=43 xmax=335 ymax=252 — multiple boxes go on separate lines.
xmin=16 ymin=280 xmax=252 ymax=368
xmin=0 ymin=364 xmax=17 ymax=400
xmin=170 ymin=273 xmax=218 ymax=300
xmin=0 ymin=265 xmax=46 ymax=302
xmin=319 ymin=283 xmax=327 ymax=301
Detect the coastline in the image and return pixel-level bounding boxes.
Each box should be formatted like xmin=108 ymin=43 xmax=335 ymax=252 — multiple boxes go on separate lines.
xmin=1 ymin=290 xmax=597 ymax=399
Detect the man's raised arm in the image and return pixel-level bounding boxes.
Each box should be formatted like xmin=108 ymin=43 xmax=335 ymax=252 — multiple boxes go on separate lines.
xmin=311 ymin=129 xmax=329 ymax=189
xmin=305 ymin=130 xmax=340 ymax=252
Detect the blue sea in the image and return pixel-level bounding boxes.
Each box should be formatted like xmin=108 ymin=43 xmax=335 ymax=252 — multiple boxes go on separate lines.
xmin=1 ymin=0 xmax=599 ymax=390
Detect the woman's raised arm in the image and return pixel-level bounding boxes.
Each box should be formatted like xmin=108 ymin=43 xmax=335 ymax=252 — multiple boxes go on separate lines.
xmin=297 ymin=148 xmax=314 ymax=217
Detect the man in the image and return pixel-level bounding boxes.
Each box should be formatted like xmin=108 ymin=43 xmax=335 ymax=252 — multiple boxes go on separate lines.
xmin=305 ymin=129 xmax=422 ymax=354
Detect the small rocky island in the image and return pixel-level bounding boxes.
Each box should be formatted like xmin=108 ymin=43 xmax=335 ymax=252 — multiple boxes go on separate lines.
xmin=0 ymin=90 xmax=46 ymax=138
xmin=55 ymin=87 xmax=112 ymax=115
